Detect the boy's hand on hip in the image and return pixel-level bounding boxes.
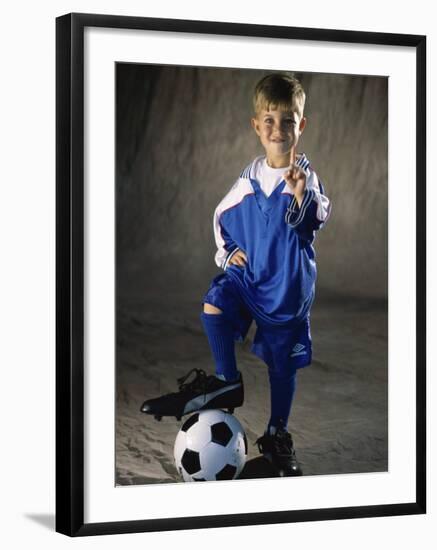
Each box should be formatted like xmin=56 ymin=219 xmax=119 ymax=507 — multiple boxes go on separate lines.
xmin=284 ymin=164 xmax=306 ymax=207
xmin=229 ymin=249 xmax=247 ymax=268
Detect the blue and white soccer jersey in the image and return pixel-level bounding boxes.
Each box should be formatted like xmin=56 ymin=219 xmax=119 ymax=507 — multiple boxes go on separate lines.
xmin=203 ymin=153 xmax=331 ymax=372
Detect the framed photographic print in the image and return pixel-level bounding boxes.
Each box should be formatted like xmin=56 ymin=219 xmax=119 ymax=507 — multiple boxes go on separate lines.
xmin=56 ymin=12 xmax=426 ymax=536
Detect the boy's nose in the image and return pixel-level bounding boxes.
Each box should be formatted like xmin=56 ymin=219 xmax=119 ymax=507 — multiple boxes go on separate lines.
xmin=273 ymin=122 xmax=286 ymax=133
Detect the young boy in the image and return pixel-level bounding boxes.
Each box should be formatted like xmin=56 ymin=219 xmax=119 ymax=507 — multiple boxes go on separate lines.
xmin=141 ymin=73 xmax=331 ymax=477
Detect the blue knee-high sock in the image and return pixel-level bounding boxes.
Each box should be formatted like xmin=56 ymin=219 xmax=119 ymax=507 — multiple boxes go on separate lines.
xmin=200 ymin=312 xmax=239 ymax=381
xmin=267 ymin=370 xmax=297 ymax=432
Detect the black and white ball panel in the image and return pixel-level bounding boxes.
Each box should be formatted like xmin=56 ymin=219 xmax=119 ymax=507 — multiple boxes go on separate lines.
xmin=174 ymin=409 xmax=247 ymax=482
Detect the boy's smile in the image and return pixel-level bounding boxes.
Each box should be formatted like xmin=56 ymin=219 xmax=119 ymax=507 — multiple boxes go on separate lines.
xmin=251 ymin=108 xmax=306 ymax=168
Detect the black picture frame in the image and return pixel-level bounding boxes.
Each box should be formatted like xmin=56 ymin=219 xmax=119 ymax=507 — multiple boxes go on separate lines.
xmin=56 ymin=12 xmax=426 ymax=537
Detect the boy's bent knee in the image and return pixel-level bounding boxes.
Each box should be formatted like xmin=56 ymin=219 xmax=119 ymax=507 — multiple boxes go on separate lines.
xmin=203 ymin=302 xmax=223 ymax=314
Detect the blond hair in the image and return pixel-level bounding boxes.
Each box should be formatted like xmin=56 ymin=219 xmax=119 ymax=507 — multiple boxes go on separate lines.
xmin=253 ymin=73 xmax=306 ymax=117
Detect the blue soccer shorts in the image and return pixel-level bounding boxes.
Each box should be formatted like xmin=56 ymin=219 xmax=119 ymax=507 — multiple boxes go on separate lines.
xmin=201 ymin=273 xmax=312 ymax=374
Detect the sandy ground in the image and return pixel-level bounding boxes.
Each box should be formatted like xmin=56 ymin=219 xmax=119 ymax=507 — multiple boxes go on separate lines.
xmin=115 ymin=293 xmax=387 ymax=485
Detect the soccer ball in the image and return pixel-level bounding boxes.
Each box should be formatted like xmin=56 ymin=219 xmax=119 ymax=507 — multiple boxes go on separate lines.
xmin=174 ymin=410 xmax=247 ymax=482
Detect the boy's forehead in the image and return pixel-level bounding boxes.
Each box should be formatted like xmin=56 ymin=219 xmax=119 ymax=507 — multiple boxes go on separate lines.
xmin=257 ymin=107 xmax=299 ymax=117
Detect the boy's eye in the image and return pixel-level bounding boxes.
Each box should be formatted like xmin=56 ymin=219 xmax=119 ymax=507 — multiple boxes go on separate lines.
xmin=263 ymin=117 xmax=296 ymax=125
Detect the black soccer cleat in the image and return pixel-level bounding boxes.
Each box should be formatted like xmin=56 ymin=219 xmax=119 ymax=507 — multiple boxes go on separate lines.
xmin=140 ymin=368 xmax=244 ymax=420
xmin=255 ymin=428 xmax=303 ymax=477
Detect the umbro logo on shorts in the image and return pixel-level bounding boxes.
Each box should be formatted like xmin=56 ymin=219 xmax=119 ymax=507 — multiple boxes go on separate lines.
xmin=290 ymin=343 xmax=306 ymax=358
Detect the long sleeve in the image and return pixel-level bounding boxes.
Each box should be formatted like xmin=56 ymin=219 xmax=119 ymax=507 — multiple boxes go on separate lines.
xmin=213 ymin=206 xmax=240 ymax=270
xmin=212 ymin=176 xmax=255 ymax=270
xmin=284 ymin=170 xmax=331 ymax=242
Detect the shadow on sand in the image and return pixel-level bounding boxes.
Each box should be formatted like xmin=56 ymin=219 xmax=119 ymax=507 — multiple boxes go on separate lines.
xmin=238 ymin=456 xmax=281 ymax=479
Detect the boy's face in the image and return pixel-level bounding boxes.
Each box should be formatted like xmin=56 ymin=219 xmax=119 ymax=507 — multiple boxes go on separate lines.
xmin=251 ymin=107 xmax=306 ymax=166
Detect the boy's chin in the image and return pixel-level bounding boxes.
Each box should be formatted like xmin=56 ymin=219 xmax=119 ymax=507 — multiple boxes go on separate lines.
xmin=269 ymin=143 xmax=292 ymax=153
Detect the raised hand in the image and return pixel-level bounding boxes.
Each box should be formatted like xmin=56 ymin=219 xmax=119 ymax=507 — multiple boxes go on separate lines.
xmin=284 ymin=163 xmax=306 ymax=207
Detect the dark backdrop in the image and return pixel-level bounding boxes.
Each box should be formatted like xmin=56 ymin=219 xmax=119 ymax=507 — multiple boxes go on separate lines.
xmin=116 ymin=64 xmax=388 ymax=303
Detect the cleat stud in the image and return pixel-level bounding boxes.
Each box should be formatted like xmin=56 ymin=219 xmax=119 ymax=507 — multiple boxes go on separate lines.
xmin=228 ymin=407 xmax=234 ymax=414
xmin=176 ymin=416 xmax=181 ymax=421
xmin=154 ymin=415 xmax=162 ymax=421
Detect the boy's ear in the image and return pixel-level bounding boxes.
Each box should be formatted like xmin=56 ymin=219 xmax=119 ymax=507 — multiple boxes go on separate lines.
xmin=299 ymin=116 xmax=307 ymax=134
xmin=251 ymin=117 xmax=260 ymax=136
